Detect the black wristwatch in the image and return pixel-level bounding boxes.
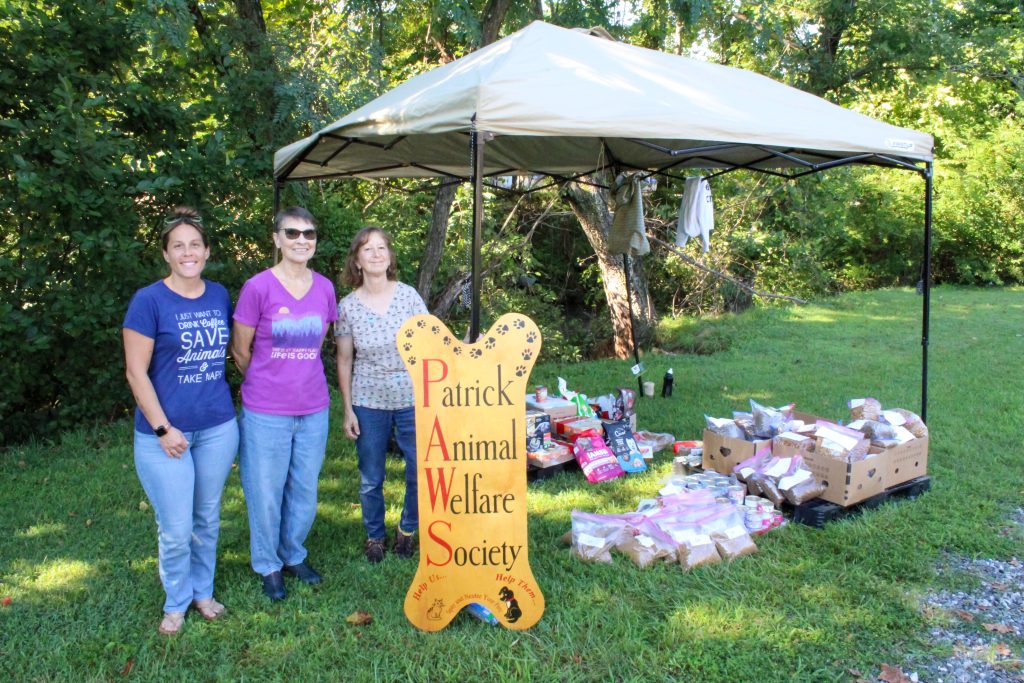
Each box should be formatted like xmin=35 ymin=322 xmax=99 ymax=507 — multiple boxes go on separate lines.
xmin=154 ymin=424 xmax=169 ymax=437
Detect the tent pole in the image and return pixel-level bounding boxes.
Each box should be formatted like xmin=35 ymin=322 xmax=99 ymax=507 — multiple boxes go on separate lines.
xmin=470 ymin=131 xmax=485 ymax=341
xmin=622 ymin=253 xmax=644 ymax=397
xmin=920 ymin=162 xmax=933 ymax=423
xmin=272 ymin=180 xmax=282 ymax=265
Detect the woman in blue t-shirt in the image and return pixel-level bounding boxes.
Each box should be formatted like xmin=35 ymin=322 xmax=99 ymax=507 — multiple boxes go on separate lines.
xmin=123 ymin=206 xmax=239 ymax=636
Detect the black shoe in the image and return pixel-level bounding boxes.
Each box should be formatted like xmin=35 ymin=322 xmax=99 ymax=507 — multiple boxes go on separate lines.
xmin=284 ymin=562 xmax=322 ymax=585
xmin=261 ymin=571 xmax=286 ymax=601
xmin=365 ymin=538 xmax=386 ymax=564
xmin=394 ymin=530 xmax=416 ymax=559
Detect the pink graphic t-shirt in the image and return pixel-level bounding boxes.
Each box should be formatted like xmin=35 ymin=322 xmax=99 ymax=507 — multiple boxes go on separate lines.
xmin=234 ymin=269 xmax=338 ymax=415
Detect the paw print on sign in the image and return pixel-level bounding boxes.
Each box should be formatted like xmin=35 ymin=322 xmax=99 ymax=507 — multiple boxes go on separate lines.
xmin=416 ymin=320 xmax=426 ymax=328
xmin=407 ymin=356 xmax=417 ymax=365
xmin=431 ymin=325 xmax=439 ymax=334
xmin=404 ymin=330 xmax=414 ymax=338
xmin=496 ymin=324 xmax=509 ymax=336
xmin=442 ymin=336 xmax=451 ymax=346
xmin=453 ymin=347 xmax=462 ymax=356
xmin=403 ymin=342 xmax=412 ymax=352
xmin=521 ymin=349 xmax=533 ymax=361
xmin=469 ymin=348 xmax=482 ymax=359
xmin=513 ymin=319 xmax=526 ymax=329
xmin=526 ymin=331 xmax=537 ymax=344
xmin=514 ymin=364 xmax=527 ymax=377
xmin=485 ymin=337 xmax=496 ymax=350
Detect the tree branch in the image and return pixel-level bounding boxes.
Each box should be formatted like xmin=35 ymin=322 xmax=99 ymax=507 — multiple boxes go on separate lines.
xmin=647 ymin=235 xmax=808 ymax=305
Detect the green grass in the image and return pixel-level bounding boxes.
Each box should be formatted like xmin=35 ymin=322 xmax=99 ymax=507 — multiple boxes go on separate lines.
xmin=2 ymin=286 xmax=1023 ymax=681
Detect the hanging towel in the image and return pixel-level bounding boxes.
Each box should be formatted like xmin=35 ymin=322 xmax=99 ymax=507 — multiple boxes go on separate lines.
xmin=676 ymin=176 xmax=714 ymax=252
xmin=608 ymin=175 xmax=650 ymax=256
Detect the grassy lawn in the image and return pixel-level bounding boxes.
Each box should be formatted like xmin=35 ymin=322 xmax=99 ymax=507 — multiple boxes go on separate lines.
xmin=1 ymin=286 xmax=1022 ymax=682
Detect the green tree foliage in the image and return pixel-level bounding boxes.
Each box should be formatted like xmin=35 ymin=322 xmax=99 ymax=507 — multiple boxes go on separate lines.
xmin=1 ymin=0 xmax=1021 ymax=444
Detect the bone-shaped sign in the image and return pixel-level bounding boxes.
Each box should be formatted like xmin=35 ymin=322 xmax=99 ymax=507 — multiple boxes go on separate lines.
xmin=399 ymin=313 xmax=545 ymax=631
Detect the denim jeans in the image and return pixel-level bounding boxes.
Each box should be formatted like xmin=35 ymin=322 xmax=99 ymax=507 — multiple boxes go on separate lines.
xmin=239 ymin=407 xmax=329 ymax=575
xmin=134 ymin=417 xmax=238 ymax=614
xmin=353 ymin=405 xmax=418 ymax=540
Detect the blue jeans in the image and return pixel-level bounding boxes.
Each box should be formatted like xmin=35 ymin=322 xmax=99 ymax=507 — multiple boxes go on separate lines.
xmin=134 ymin=417 xmax=238 ymax=614
xmin=353 ymin=405 xmax=418 ymax=540
xmin=239 ymin=407 xmax=329 ymax=575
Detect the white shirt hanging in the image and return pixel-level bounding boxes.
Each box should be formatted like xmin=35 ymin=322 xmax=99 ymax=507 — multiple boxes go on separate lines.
xmin=676 ymin=177 xmax=714 ymax=253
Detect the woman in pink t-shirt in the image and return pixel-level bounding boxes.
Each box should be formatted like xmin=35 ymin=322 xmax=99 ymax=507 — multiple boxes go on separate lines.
xmin=231 ymin=206 xmax=338 ymax=601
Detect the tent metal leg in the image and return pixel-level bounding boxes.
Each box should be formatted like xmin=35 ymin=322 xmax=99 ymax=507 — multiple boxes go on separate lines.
xmin=470 ymin=131 xmax=485 ymax=341
xmin=921 ymin=162 xmax=933 ymax=423
xmin=272 ymin=181 xmax=282 ymax=265
xmin=622 ymin=253 xmax=644 ymax=397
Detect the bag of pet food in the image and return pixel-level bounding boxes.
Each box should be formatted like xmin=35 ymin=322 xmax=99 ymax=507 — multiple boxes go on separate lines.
xmin=711 ymin=526 xmax=759 ymax=560
xmin=848 ymin=397 xmax=882 ymax=421
xmin=617 ymin=516 xmax=678 ymax=568
xmin=733 ymin=444 xmax=773 ymax=482
xmin=776 ymin=455 xmax=825 ymax=505
xmin=572 ymin=432 xmax=625 ymax=483
xmin=602 ymin=419 xmax=647 ymax=473
xmin=750 ymin=400 xmax=795 ymax=439
xmin=705 ymin=415 xmax=745 ymax=440
xmin=883 ymin=408 xmax=928 ymax=438
xmin=570 ymin=511 xmax=628 ymax=563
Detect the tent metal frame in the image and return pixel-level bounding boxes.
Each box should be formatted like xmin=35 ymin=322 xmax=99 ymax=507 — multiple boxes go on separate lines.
xmin=274 ymin=131 xmax=934 ymax=422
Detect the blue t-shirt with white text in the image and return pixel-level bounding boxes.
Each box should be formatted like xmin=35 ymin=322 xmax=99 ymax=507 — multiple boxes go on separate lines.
xmin=123 ymin=280 xmax=236 ymax=434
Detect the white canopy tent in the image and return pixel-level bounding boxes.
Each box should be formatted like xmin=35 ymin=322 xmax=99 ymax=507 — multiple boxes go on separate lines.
xmin=273 ymin=20 xmax=936 ymax=419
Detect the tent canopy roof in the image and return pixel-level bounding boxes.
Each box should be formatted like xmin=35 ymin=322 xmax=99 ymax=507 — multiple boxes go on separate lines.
xmin=275 ymin=21 xmax=932 ymax=182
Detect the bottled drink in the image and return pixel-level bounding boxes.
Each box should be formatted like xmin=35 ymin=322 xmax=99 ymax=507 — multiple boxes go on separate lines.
xmin=661 ymin=368 xmax=674 ymax=397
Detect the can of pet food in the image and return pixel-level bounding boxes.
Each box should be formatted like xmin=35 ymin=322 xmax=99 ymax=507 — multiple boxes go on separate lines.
xmin=727 ymin=484 xmax=745 ymax=505
xmin=744 ymin=510 xmax=762 ymax=531
xmin=535 ymin=385 xmax=548 ymax=402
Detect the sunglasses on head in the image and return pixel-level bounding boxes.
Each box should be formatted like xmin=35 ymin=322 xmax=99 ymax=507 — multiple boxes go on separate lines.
xmin=280 ymin=227 xmax=317 ymax=240
xmin=164 ymin=215 xmax=204 ymax=228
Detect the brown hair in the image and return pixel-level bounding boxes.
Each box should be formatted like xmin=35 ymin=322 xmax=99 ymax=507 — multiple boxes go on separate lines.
xmin=161 ymin=206 xmax=207 ymax=250
xmin=341 ymin=226 xmax=397 ymax=288
xmin=274 ymin=206 xmax=316 ymax=233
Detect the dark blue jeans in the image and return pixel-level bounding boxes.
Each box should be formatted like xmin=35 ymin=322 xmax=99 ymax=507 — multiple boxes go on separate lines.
xmin=353 ymin=405 xmax=418 ymax=540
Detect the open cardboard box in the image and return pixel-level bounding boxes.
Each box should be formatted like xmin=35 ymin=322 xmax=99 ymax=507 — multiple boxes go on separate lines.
xmin=701 ymin=429 xmax=771 ymax=475
xmin=775 ymin=411 xmax=929 ymax=507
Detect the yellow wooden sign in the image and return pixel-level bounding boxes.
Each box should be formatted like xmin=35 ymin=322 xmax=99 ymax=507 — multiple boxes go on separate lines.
xmin=399 ymin=313 xmax=545 ymax=631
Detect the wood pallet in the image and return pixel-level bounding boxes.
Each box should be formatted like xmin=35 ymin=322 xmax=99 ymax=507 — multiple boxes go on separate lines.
xmin=527 ymin=459 xmax=580 ymax=482
xmin=790 ymin=476 xmax=932 ymax=528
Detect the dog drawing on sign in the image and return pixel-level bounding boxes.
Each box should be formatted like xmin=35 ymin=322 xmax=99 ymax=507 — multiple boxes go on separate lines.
xmin=498 ymin=587 xmax=522 ymax=624
xmin=427 ymin=599 xmax=444 ymax=620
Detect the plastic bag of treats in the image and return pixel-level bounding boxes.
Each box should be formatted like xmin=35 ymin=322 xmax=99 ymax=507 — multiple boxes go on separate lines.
xmin=617 ymin=387 xmax=637 ymax=418
xmin=747 ymin=471 xmax=785 ymax=507
xmin=733 ymin=444 xmax=773 ymax=482
xmin=883 ymin=408 xmax=929 ymax=438
xmin=815 ymin=420 xmax=871 ymax=463
xmin=602 ymin=420 xmax=647 ymax=473
xmin=617 ymin=516 xmax=678 ymax=568
xmin=777 ymin=456 xmax=826 ymax=505
xmin=670 ymin=527 xmax=722 ymax=570
xmin=850 ymin=419 xmax=900 ymax=447
xmin=572 ymin=430 xmax=626 ymax=483
xmin=570 ymin=511 xmax=629 ymax=563
xmin=705 ymin=415 xmax=745 ymax=440
xmin=635 ymin=431 xmax=675 ymax=453
xmin=848 ymin=397 xmax=882 ymax=422
xmin=750 ymin=400 xmax=795 ymax=439
xmin=711 ymin=526 xmax=759 ymax=560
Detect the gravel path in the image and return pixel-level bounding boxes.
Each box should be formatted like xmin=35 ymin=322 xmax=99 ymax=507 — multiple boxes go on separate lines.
xmin=902 ymin=509 xmax=1024 ymax=683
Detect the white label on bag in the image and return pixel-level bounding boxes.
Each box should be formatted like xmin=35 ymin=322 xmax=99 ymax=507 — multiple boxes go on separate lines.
xmin=779 ymin=468 xmax=812 ymax=491
xmin=765 ymin=458 xmax=791 ymax=478
xmin=577 ymin=533 xmax=607 ymax=548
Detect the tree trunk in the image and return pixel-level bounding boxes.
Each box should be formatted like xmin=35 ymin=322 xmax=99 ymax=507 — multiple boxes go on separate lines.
xmin=417 ymin=0 xmax=525 ymax=308
xmin=561 ymin=179 xmax=655 ymax=359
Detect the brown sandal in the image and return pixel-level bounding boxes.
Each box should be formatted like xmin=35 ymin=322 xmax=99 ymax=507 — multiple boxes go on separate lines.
xmin=192 ymin=598 xmax=226 ymax=621
xmin=158 ymin=612 xmax=185 ymax=636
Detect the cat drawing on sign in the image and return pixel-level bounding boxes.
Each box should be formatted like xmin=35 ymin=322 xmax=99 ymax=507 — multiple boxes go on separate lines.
xmin=427 ymin=599 xmax=444 ymax=620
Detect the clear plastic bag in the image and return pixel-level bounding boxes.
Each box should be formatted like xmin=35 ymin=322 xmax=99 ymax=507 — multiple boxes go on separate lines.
xmin=711 ymin=526 xmax=758 ymax=560
xmin=570 ymin=511 xmax=628 ymax=563
xmin=750 ymin=400 xmax=795 ymax=439
xmin=705 ymin=415 xmax=744 ymax=439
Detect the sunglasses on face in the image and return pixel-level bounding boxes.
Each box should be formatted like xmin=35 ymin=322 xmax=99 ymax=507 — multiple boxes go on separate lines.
xmin=280 ymin=227 xmax=317 ymax=240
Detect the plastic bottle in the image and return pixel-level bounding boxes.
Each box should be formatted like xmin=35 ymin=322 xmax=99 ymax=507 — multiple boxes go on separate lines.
xmin=464 ymin=602 xmax=499 ymax=626
xmin=661 ymin=368 xmax=674 ymax=397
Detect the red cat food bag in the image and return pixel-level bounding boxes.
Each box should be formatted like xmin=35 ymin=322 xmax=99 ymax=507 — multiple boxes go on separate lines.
xmin=572 ymin=433 xmax=625 ymax=483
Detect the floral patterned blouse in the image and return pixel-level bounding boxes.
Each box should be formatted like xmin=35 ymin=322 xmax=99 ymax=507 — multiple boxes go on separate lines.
xmin=335 ymin=282 xmax=427 ymax=410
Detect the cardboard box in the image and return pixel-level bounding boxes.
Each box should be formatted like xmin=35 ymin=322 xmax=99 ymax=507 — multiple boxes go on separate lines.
xmin=884 ymin=435 xmax=929 ymax=486
xmin=525 ymin=394 xmax=577 ymax=420
xmin=773 ymin=412 xmax=928 ymax=507
xmin=701 ymin=429 xmax=771 ymax=475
